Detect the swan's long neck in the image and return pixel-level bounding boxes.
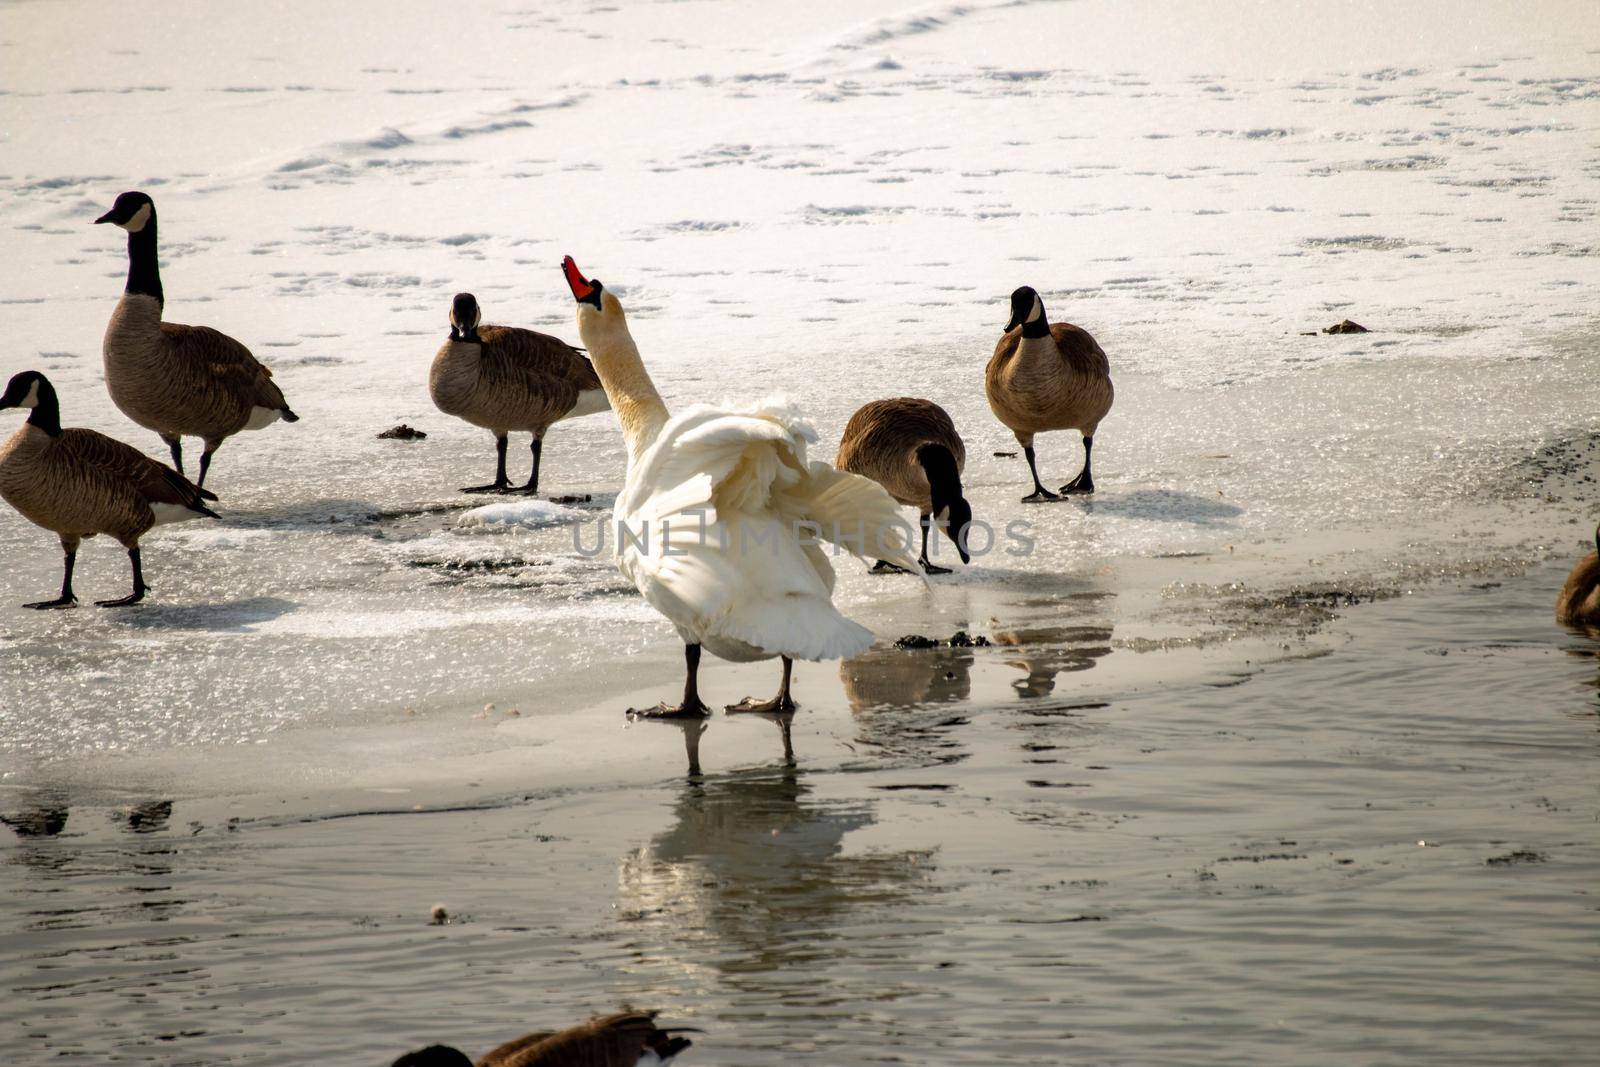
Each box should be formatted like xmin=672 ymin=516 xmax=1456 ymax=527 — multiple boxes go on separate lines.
xmin=124 ymin=214 xmax=164 ymax=306
xmin=578 ymin=315 xmax=668 ymax=462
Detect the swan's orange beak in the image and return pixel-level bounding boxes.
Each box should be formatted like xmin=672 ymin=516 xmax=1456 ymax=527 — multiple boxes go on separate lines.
xmin=562 ymin=256 xmax=595 ymax=303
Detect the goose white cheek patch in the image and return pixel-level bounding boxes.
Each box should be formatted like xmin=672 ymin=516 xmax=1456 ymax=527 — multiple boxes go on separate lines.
xmin=121 ymin=203 xmax=152 ymax=232
xmin=1027 ymin=296 xmax=1043 ymax=324
xmin=19 ymin=380 xmax=40 ymax=409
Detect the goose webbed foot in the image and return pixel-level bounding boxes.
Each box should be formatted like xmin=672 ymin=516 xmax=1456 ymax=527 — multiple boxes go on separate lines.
xmin=1021 ymin=487 xmax=1060 ymax=503
xmin=869 ymin=559 xmax=914 ymax=575
xmin=1058 ymin=472 xmax=1094 ymax=496
xmin=919 ymin=557 xmax=952 ymax=575
xmin=628 ymin=699 xmax=711 ymax=720
xmin=23 ymin=595 xmax=77 ymax=610
xmin=459 ymin=481 xmax=514 ymax=494
xmin=95 ymin=590 xmax=146 ymax=608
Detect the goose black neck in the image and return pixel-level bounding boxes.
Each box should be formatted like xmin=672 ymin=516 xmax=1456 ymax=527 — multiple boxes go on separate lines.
xmin=916 ymin=444 xmax=963 ymax=513
xmin=124 ymin=216 xmax=164 ymax=305
xmin=1020 ymin=305 xmax=1051 ymax=340
xmin=26 ymin=379 xmax=62 ymax=437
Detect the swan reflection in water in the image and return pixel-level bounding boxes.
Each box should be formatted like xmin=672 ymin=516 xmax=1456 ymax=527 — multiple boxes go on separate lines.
xmin=638 ymin=710 xmax=796 ymax=777
xmin=617 ymin=763 xmax=935 ymax=976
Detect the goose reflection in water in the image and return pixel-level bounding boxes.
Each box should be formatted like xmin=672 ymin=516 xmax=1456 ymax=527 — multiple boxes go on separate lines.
xmin=840 ymin=645 xmax=975 ymax=769
xmin=617 ymin=765 xmax=935 ymax=975
xmin=992 ymin=625 xmax=1114 ymax=699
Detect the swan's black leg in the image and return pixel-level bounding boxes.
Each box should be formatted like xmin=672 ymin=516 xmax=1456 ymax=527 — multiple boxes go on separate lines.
xmin=629 ymin=643 xmax=712 ymax=718
xmin=727 ymin=655 xmax=798 ymax=714
xmin=462 ymin=434 xmax=513 ymax=494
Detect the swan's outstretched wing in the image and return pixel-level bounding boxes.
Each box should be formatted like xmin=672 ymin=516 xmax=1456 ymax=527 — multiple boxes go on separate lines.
xmin=616 ymin=398 xmax=919 ymax=661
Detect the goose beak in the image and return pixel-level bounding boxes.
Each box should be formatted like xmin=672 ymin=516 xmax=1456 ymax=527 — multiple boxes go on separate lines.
xmin=562 ymin=256 xmax=601 ymax=308
xmin=93 ymin=210 xmax=114 ymax=225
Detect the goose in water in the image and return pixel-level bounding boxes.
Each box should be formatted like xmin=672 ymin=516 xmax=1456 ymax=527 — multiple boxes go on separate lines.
xmin=1556 ymin=524 xmax=1600 ymax=627
xmin=95 ymin=191 xmax=297 ymax=488
xmin=393 ymin=1010 xmax=696 ymax=1066
xmin=430 ymin=292 xmax=609 ymax=494
xmin=835 ymin=397 xmax=972 ymax=574
xmin=561 ymin=256 xmax=920 ymax=716
xmin=985 ymin=285 xmax=1113 ymax=502
xmin=0 ymin=371 xmax=218 ymax=608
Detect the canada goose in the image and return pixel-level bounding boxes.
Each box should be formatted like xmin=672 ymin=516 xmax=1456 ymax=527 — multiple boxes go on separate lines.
xmin=985 ymin=285 xmax=1113 ymax=502
xmin=561 ymin=256 xmax=920 ymax=717
xmin=95 ymin=191 xmax=297 ymax=488
xmin=0 ymin=370 xmax=218 ymax=608
xmin=836 ymin=397 xmax=973 ymax=575
xmin=430 ymin=292 xmax=608 ymax=494
xmin=1556 ymin=524 xmax=1600 ymax=627
xmin=393 ymin=1010 xmax=696 ymax=1067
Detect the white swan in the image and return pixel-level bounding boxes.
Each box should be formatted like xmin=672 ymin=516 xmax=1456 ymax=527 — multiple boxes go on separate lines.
xmin=562 ymin=256 xmax=921 ymax=717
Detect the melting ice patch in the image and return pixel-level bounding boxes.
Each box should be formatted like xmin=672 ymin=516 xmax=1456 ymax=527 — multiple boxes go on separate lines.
xmin=457 ymin=500 xmax=587 ymax=529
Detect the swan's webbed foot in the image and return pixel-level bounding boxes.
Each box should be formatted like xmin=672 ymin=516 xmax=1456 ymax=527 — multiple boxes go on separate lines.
xmin=1021 ymin=487 xmax=1060 ymax=503
xmin=919 ymin=557 xmax=952 ymax=575
xmin=628 ymin=699 xmax=711 ymax=720
xmin=725 ymin=693 xmax=798 ymax=715
xmin=23 ymin=595 xmax=77 ymax=610
xmin=1058 ymin=472 xmax=1094 ymax=495
xmin=869 ymin=559 xmax=914 ymax=575
xmin=95 ymin=590 xmax=146 ymax=608
xmin=460 ymin=481 xmax=514 ymax=494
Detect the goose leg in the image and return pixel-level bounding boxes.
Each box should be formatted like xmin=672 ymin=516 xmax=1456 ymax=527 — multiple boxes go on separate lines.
xmin=516 ymin=437 xmax=543 ymax=495
xmin=462 ymin=434 xmax=513 ymax=494
xmin=161 ymin=435 xmax=183 ymax=476
xmin=1021 ymin=445 xmax=1059 ymax=503
xmin=96 ymin=547 xmax=147 ymax=608
xmin=1059 ymin=436 xmax=1095 ymax=495
xmin=24 ymin=543 xmax=78 ymax=610
xmin=196 ymin=448 xmax=215 ymax=489
xmin=630 ymin=643 xmax=711 ymax=718
xmin=918 ymin=512 xmax=952 ymax=575
xmin=727 ymin=655 xmax=798 ymax=714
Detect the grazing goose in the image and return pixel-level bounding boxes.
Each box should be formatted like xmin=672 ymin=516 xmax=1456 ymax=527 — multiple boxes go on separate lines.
xmin=561 ymin=256 xmax=920 ymax=717
xmin=393 ymin=1010 xmax=696 ymax=1067
xmin=985 ymin=285 xmax=1113 ymax=502
xmin=1556 ymin=524 xmax=1600 ymax=627
xmin=835 ymin=397 xmax=973 ymax=575
xmin=95 ymin=190 xmax=298 ymax=488
xmin=430 ymin=292 xmax=609 ymax=494
xmin=0 ymin=371 xmax=218 ymax=608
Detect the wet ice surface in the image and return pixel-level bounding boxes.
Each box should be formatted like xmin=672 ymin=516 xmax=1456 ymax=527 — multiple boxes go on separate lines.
xmin=2 ymin=0 xmax=1600 ymax=1060
xmin=3 ymin=568 xmax=1597 ymax=1065
xmin=2 ymin=0 xmax=1598 ymax=762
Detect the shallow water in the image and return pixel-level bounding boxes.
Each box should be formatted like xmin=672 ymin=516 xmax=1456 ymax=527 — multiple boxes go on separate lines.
xmin=3 ymin=564 xmax=1597 ymax=1065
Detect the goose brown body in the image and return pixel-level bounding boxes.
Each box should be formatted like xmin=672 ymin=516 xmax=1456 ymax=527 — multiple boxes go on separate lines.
xmin=429 ymin=324 xmax=605 ymax=436
xmin=986 ymin=321 xmax=1113 ymax=446
xmin=476 ymin=1011 xmax=689 ymax=1067
xmin=1555 ymin=527 xmax=1600 ymax=627
xmin=835 ymin=397 xmax=965 ymax=510
xmin=0 ymin=422 xmax=213 ymax=550
xmin=104 ymin=293 xmax=294 ymax=451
